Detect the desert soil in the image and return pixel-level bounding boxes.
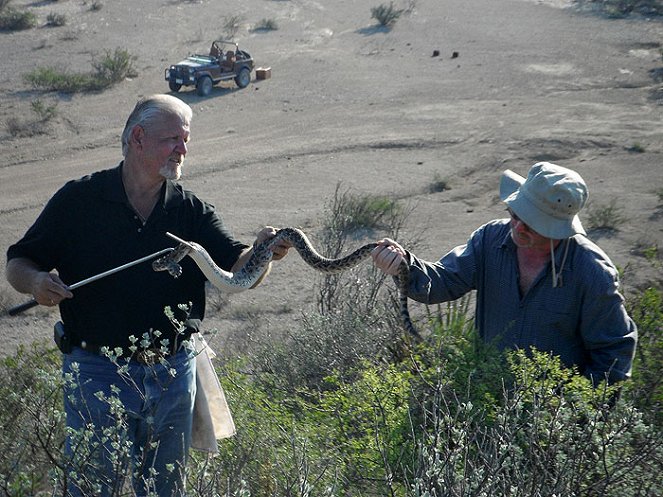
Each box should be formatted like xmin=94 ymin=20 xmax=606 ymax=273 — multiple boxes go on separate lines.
xmin=1 ymin=0 xmax=662 ymax=357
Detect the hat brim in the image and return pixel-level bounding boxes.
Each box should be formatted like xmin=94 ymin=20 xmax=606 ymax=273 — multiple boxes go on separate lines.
xmin=499 ymin=169 xmax=525 ymax=202
xmin=499 ymin=169 xmax=586 ymax=239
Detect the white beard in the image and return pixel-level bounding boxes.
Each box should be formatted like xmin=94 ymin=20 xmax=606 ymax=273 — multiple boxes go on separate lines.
xmin=160 ymin=162 xmax=182 ymax=180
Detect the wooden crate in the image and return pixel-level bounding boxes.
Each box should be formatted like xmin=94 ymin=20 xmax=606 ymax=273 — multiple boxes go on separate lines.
xmin=256 ymin=67 xmax=272 ymax=80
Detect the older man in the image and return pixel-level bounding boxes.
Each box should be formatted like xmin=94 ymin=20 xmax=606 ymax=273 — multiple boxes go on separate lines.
xmin=6 ymin=94 xmax=289 ymax=496
xmin=372 ymin=162 xmax=637 ymax=385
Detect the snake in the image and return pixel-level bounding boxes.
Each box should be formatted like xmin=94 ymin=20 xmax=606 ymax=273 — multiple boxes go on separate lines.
xmin=152 ymin=228 xmax=419 ymax=340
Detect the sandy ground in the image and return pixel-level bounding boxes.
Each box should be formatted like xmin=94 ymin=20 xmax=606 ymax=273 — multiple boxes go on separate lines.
xmin=1 ymin=0 xmax=662 ymax=356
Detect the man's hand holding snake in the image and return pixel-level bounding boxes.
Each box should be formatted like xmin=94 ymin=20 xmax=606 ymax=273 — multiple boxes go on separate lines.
xmin=254 ymin=226 xmax=291 ymax=261
xmin=372 ymin=238 xmax=407 ymax=276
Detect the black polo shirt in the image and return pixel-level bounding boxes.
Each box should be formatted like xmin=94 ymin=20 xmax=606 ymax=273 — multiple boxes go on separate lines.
xmin=7 ymin=163 xmax=248 ymax=351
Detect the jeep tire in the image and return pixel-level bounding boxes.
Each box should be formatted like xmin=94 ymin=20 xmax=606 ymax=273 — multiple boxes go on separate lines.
xmin=169 ymin=81 xmax=182 ymax=93
xmin=235 ymin=68 xmax=251 ymax=89
xmin=196 ymin=76 xmax=213 ymax=96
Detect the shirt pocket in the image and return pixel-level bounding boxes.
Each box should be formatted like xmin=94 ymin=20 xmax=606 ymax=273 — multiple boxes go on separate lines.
xmin=530 ymin=295 xmax=579 ymax=351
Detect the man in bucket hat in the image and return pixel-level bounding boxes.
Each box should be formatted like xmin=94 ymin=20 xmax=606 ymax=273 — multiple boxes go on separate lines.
xmin=372 ymin=162 xmax=637 ymax=385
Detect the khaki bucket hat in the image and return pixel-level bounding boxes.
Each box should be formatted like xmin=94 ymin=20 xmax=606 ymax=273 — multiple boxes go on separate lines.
xmin=499 ymin=162 xmax=588 ymax=239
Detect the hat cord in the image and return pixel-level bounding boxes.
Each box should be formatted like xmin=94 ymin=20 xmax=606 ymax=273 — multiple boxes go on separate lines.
xmin=551 ymin=238 xmax=570 ymax=288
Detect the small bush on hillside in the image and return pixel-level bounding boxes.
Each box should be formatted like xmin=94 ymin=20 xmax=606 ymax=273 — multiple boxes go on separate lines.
xmin=371 ymin=1 xmax=404 ymax=27
xmin=429 ymin=172 xmax=450 ymax=193
xmin=222 ymin=14 xmax=244 ymax=39
xmin=24 ymin=48 xmax=137 ymax=93
xmin=25 ymin=67 xmax=97 ymax=92
xmin=587 ymin=199 xmax=626 ymax=231
xmin=576 ymin=0 xmax=663 ymax=17
xmin=0 ymin=6 xmax=37 ymax=30
xmin=6 ymin=99 xmax=59 ymax=137
xmin=91 ymin=48 xmax=138 ymax=86
xmin=46 ymin=12 xmax=67 ymax=27
xmin=253 ymin=18 xmax=278 ymax=31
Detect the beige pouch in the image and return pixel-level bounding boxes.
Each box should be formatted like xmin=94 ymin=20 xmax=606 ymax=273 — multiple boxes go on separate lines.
xmin=191 ymin=334 xmax=236 ymax=453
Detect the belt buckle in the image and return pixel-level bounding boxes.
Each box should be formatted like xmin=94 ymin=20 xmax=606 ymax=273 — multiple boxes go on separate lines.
xmin=135 ymin=348 xmax=165 ymax=365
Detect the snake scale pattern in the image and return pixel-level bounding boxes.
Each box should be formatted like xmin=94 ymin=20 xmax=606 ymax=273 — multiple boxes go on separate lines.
xmin=153 ymin=228 xmax=419 ymax=339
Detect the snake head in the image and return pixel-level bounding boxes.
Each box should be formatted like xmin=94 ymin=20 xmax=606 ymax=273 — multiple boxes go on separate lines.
xmin=152 ymin=242 xmax=194 ymax=278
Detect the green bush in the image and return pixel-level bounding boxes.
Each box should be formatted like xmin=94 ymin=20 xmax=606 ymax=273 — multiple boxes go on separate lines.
xmin=24 ymin=49 xmax=137 ymax=93
xmin=587 ymin=199 xmax=626 ymax=231
xmin=0 ymin=6 xmax=37 ymax=30
xmin=371 ymin=1 xmax=404 ymax=27
xmin=0 ymin=222 xmax=661 ymax=496
xmin=6 ymin=99 xmax=58 ymax=137
xmin=46 ymin=12 xmax=67 ymax=27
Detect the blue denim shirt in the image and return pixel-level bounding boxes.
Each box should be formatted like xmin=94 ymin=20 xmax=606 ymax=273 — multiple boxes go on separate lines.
xmin=406 ymin=219 xmax=637 ymax=384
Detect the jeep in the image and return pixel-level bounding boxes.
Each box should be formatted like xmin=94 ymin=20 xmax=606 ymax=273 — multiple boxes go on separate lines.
xmin=165 ymin=40 xmax=255 ymax=96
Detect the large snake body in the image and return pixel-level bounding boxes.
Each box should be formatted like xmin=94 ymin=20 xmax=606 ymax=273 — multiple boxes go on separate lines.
xmin=153 ymin=228 xmax=419 ymax=339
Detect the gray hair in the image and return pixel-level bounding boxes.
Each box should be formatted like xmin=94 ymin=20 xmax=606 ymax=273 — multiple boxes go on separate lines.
xmin=121 ymin=94 xmax=193 ymax=157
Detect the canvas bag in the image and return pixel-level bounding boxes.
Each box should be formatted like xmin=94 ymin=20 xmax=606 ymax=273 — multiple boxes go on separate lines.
xmin=190 ymin=334 xmax=236 ymax=453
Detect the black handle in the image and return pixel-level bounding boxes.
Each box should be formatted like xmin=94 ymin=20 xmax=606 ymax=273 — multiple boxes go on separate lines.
xmin=7 ymin=299 xmax=39 ymax=316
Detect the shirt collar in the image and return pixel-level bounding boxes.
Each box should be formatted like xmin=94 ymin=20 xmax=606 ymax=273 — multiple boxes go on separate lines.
xmin=102 ymin=162 xmax=184 ymax=211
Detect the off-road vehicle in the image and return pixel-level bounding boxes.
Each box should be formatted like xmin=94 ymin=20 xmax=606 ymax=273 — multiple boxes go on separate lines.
xmin=165 ymin=40 xmax=254 ymax=96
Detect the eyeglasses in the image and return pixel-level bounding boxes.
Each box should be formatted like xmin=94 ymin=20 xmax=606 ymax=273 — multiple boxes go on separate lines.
xmin=507 ymin=208 xmax=532 ymax=231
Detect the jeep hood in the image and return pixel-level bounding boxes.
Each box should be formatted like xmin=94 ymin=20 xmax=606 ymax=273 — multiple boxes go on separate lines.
xmin=174 ymin=56 xmax=212 ymax=68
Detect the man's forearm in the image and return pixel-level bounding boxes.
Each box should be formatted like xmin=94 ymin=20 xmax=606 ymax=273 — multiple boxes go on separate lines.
xmin=5 ymin=257 xmax=41 ymax=294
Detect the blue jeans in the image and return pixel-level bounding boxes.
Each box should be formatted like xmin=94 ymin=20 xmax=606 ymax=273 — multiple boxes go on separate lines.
xmin=63 ymin=346 xmax=196 ymax=497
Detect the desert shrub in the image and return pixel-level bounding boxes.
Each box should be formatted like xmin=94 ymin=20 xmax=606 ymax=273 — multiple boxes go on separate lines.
xmin=575 ymin=0 xmax=663 ymax=16
xmin=24 ymin=48 xmax=137 ymax=93
xmin=429 ymin=172 xmax=450 ymax=193
xmin=6 ymin=99 xmax=58 ymax=137
xmin=222 ymin=14 xmax=244 ymax=39
xmin=627 ymin=286 xmax=663 ymax=423
xmin=626 ymin=141 xmax=646 ymax=152
xmin=371 ymin=1 xmax=404 ymax=27
xmin=253 ymin=17 xmax=278 ymax=31
xmin=322 ymin=183 xmax=403 ymax=236
xmin=91 ymin=48 xmax=138 ymax=86
xmin=315 ymin=183 xmax=411 ymax=337
xmin=25 ymin=67 xmax=97 ymax=92
xmin=46 ymin=12 xmax=66 ymax=27
xmin=0 ymin=343 xmax=65 ymax=496
xmin=1 ymin=293 xmax=662 ymax=496
xmin=0 ymin=6 xmax=37 ymax=30
xmin=587 ymin=199 xmax=626 ymax=230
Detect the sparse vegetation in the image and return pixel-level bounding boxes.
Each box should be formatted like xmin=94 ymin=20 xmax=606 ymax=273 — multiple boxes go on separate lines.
xmin=322 ymin=183 xmax=403 ymax=235
xmin=575 ymin=0 xmax=663 ymax=17
xmin=627 ymin=141 xmax=646 ymax=152
xmin=6 ymin=99 xmax=58 ymax=137
xmin=429 ymin=172 xmax=450 ymax=193
xmin=654 ymin=186 xmax=663 ymax=204
xmin=253 ymin=17 xmax=278 ymax=31
xmin=0 ymin=5 xmax=37 ymax=31
xmin=46 ymin=12 xmax=67 ymax=27
xmin=587 ymin=199 xmax=627 ymax=231
xmin=0 ymin=187 xmax=661 ymax=495
xmin=25 ymin=48 xmax=137 ymax=93
xmin=0 ymin=289 xmax=661 ymax=496
xmin=222 ymin=14 xmax=244 ymax=39
xmin=371 ymin=1 xmax=404 ymax=27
